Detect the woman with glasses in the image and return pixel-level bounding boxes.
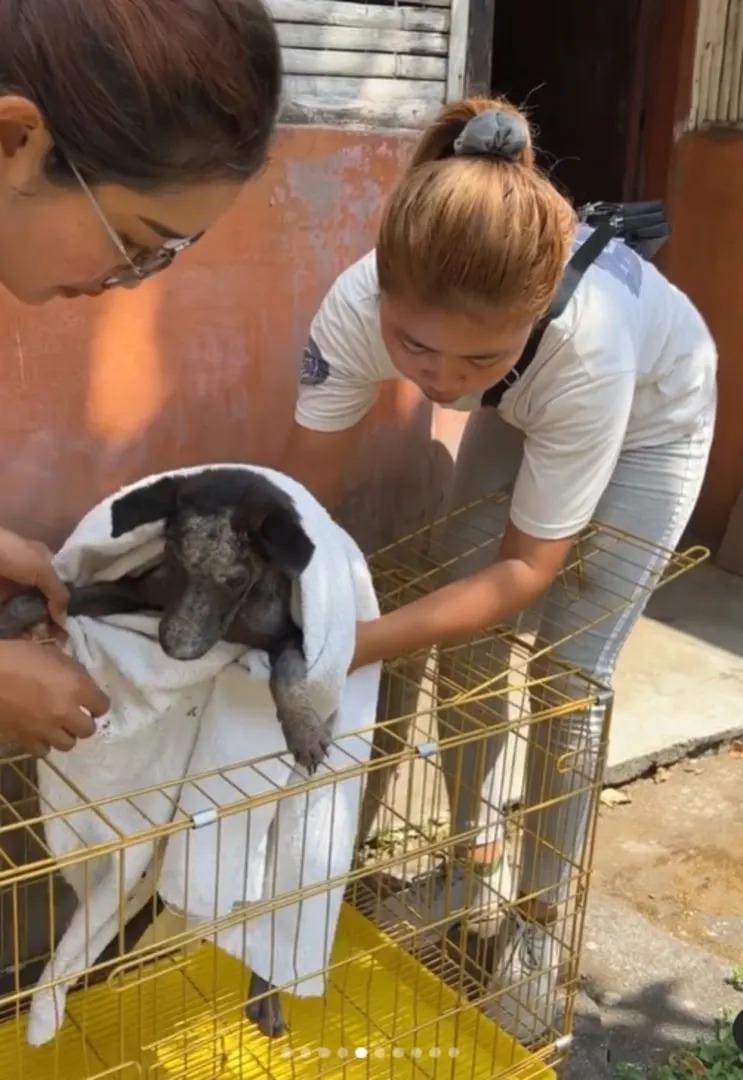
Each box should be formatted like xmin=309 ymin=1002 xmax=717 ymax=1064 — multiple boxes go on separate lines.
xmin=0 ymin=0 xmax=280 ymax=755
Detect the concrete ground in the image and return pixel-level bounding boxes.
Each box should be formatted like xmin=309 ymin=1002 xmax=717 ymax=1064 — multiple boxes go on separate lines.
xmin=565 ymin=750 xmax=743 ymax=1078
xmin=609 ymin=559 xmax=743 ymax=780
xmin=392 ymin=559 xmax=743 ymax=816
xmin=546 ymin=559 xmax=743 ymax=1075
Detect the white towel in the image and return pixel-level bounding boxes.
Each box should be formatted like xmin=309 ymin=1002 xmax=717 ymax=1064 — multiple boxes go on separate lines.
xmin=26 ymin=465 xmax=380 ymax=1047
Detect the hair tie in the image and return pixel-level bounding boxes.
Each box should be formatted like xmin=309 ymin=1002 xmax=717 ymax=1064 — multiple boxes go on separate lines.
xmin=453 ymin=109 xmax=530 ymax=163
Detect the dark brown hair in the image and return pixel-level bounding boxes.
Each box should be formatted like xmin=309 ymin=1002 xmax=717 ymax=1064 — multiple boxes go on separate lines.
xmin=0 ymin=0 xmax=281 ymax=189
xmin=378 ymin=97 xmax=576 ymax=320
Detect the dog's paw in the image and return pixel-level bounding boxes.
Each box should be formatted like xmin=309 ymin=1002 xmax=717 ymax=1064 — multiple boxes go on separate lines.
xmin=26 ymin=984 xmax=67 ymax=1047
xmin=280 ymin=710 xmax=331 ymax=774
xmin=245 ymin=992 xmax=288 ymax=1039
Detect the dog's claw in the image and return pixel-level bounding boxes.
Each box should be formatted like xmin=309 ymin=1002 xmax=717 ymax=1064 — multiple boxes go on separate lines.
xmin=280 ymin=709 xmax=332 ymax=773
xmin=288 ymin=726 xmax=331 ymax=773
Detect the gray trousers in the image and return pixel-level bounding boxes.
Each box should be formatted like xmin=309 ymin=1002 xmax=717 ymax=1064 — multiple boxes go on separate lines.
xmin=361 ymin=406 xmax=714 ymax=907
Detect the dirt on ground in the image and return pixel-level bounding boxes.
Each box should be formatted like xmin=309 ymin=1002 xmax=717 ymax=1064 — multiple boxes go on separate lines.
xmin=591 ymin=747 xmax=743 ymax=967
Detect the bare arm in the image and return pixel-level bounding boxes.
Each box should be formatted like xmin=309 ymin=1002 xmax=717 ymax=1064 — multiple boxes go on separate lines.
xmin=352 ymin=522 xmax=575 ymax=668
xmin=279 ymin=421 xmax=364 ymax=510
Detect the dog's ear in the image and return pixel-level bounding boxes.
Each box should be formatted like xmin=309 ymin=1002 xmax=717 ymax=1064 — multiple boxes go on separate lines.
xmin=111 ymin=477 xmax=180 ymax=538
xmin=259 ymin=508 xmax=315 ymax=578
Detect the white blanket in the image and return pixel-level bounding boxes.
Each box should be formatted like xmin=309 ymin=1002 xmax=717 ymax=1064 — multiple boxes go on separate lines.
xmin=27 ymin=465 xmax=380 ymax=1047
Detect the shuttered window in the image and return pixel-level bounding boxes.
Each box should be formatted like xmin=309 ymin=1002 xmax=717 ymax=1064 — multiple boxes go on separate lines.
xmin=266 ymin=0 xmax=471 ymax=128
xmin=688 ymin=0 xmax=743 ymax=129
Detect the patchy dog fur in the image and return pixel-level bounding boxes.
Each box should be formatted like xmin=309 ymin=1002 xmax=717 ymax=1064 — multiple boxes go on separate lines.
xmin=1 ymin=469 xmax=331 ymax=775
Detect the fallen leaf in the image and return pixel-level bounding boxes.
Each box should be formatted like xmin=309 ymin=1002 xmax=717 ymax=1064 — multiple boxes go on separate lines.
xmin=600 ymin=788 xmax=632 ymax=807
xmin=668 ymin=1050 xmax=708 ymax=1075
xmin=730 ymin=740 xmax=743 ymax=758
xmin=653 ymin=765 xmax=672 ymax=783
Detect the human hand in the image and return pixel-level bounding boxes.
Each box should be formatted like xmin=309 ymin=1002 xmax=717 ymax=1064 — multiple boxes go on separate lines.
xmin=0 ymin=527 xmax=69 ymax=627
xmin=0 ymin=641 xmax=109 ymax=756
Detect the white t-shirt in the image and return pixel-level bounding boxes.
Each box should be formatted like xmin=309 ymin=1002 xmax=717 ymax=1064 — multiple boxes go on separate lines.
xmin=295 ymin=230 xmax=717 ymax=540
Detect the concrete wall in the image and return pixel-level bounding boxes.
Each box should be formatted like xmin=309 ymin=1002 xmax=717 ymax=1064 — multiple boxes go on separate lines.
xmin=661 ymin=131 xmax=743 ymax=546
xmin=0 ymin=125 xmax=456 ymax=555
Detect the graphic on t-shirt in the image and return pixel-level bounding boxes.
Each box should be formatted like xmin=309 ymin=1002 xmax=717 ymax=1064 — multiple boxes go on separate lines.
xmin=594 ymin=239 xmax=643 ymax=297
xmin=300 ymin=335 xmax=331 ymax=386
xmin=572 ymin=227 xmax=643 ymax=298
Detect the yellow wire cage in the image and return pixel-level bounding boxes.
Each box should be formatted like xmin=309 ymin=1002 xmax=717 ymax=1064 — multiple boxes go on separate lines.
xmin=0 ymin=492 xmax=707 ymax=1080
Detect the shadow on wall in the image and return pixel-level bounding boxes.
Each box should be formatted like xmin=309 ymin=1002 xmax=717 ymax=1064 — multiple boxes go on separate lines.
xmin=0 ymin=126 xmax=456 ymax=552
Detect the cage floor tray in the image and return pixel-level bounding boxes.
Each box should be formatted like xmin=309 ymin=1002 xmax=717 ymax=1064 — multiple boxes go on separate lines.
xmin=0 ymin=904 xmax=556 ymax=1079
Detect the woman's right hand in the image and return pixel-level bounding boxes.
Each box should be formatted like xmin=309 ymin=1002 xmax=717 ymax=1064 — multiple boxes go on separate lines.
xmin=0 ymin=641 xmax=109 ymax=757
xmin=0 ymin=526 xmax=70 ymax=627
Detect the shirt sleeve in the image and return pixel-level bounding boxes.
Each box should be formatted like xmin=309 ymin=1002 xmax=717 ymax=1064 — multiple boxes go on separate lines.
xmin=294 ymin=274 xmax=381 ymax=433
xmin=510 ymin=365 xmax=636 ymax=541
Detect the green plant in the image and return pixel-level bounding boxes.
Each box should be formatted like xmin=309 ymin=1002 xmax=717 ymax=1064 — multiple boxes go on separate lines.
xmin=726 ymin=966 xmax=743 ymax=993
xmin=614 ymin=1016 xmax=743 ymax=1078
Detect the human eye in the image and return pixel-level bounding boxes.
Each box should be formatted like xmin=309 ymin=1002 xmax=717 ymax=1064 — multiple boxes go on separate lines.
xmin=467 ymin=354 xmax=501 ymax=369
xmin=400 ymin=336 xmax=430 ymax=355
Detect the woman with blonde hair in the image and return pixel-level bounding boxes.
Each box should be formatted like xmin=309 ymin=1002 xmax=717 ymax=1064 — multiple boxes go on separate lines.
xmin=281 ymin=98 xmax=716 ymax=1035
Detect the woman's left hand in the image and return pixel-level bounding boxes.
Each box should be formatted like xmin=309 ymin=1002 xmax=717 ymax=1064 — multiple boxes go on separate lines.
xmin=0 ymin=528 xmax=69 ymax=628
xmin=349 ymin=524 xmax=574 ymax=673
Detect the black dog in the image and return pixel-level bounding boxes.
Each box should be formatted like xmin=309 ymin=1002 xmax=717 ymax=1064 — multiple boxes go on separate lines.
xmin=0 ymin=468 xmax=337 ymax=1036
xmin=0 ymin=469 xmax=332 ymax=774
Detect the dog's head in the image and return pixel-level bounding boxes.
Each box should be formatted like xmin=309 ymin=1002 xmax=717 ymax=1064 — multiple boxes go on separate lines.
xmin=111 ymin=470 xmax=315 ymax=661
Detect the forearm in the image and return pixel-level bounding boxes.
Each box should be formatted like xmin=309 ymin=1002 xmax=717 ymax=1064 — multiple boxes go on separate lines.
xmin=353 ymin=557 xmax=553 ymax=668
xmin=276 ymin=422 xmax=359 ymax=511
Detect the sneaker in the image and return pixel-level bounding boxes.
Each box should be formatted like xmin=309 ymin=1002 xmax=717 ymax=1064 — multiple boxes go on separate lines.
xmin=485 ymin=913 xmax=561 ymax=1045
xmin=376 ymin=852 xmax=514 ymax=943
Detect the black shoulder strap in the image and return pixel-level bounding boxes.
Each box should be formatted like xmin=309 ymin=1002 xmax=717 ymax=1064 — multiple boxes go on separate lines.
xmin=481 ymin=222 xmax=617 ymax=409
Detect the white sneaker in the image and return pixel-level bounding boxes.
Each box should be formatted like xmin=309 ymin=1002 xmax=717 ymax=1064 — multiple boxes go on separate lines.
xmin=485 ymin=913 xmax=561 ymax=1045
xmin=375 ymin=853 xmax=514 ymax=943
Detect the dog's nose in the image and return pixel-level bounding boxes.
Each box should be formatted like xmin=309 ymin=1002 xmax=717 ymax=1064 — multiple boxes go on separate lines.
xmin=159 ymin=620 xmax=212 ymax=662
xmin=163 ymin=639 xmax=208 ymax=662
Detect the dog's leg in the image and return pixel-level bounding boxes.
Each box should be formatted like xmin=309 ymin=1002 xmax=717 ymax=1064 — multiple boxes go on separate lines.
xmin=69 ymin=580 xmax=163 ymax=618
xmin=268 ymin=643 xmax=331 ymax=774
xmin=245 ymin=971 xmax=287 ymax=1038
xmin=0 ymin=575 xmax=168 ymax=640
xmin=0 ymin=584 xmax=143 ymax=639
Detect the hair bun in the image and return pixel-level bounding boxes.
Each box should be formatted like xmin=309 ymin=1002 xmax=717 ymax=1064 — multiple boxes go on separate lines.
xmin=453 ymin=109 xmax=530 ymax=163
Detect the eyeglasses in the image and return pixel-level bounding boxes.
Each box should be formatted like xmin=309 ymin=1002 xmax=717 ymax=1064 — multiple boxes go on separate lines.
xmin=66 ymin=159 xmax=200 ymax=290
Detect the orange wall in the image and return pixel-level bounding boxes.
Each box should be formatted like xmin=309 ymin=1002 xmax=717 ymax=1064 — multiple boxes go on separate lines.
xmin=0 ymin=125 xmax=456 ymax=554
xmin=7 ymin=121 xmax=732 ymax=555
xmin=662 ymin=130 xmax=743 ymax=545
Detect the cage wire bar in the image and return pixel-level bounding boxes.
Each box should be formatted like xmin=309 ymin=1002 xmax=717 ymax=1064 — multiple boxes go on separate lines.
xmin=0 ymin=490 xmax=707 ymax=1079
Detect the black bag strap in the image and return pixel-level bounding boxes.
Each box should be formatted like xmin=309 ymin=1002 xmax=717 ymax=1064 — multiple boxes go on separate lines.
xmin=481 ymin=222 xmax=617 ymax=409
xmin=580 ymin=200 xmax=671 ymax=260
